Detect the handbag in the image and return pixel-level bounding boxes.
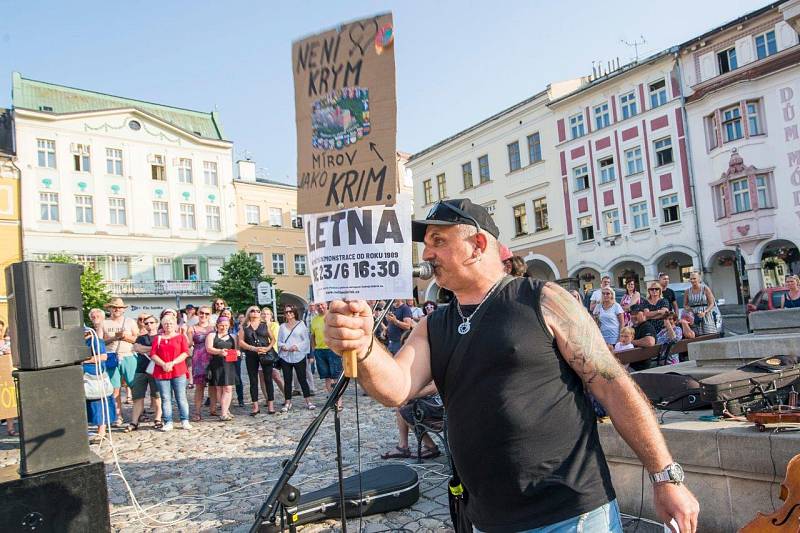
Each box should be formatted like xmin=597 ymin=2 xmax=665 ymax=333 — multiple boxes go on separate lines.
xmin=259 ymin=348 xmax=279 ymax=366
xmin=439 ymin=275 xmax=515 ymax=533
xmin=83 ymin=371 xmax=113 ymax=400
xmin=225 ymin=348 xmax=239 ymax=363
xmin=105 ymin=351 xmax=118 ymax=370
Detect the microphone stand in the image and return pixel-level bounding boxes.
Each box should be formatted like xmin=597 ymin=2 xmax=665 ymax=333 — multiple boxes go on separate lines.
xmin=249 ymin=300 xmax=395 ymax=533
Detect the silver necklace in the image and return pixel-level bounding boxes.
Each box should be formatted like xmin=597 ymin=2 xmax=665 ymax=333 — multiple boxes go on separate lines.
xmin=455 ymin=278 xmax=503 ymax=335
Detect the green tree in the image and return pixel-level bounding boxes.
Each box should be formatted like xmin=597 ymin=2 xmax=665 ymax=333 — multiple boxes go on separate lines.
xmin=45 ymin=253 xmax=111 ymax=323
xmin=211 ymin=251 xmax=278 ymax=314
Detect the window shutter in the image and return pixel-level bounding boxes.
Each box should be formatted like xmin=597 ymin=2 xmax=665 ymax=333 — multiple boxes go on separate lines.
xmin=199 ymin=257 xmax=209 ymax=280
xmin=735 ymin=37 xmax=754 ymax=66
xmin=172 ymin=258 xmax=182 ymax=280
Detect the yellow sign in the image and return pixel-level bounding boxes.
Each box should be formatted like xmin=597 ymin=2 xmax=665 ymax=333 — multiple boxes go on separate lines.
xmin=0 ymin=354 xmax=18 ymax=419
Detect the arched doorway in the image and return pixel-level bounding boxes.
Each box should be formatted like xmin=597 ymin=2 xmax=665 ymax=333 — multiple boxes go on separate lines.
xmin=655 ymin=251 xmax=695 ymax=284
xmin=526 ymin=259 xmax=557 ymax=281
xmin=572 ymin=267 xmax=601 ymax=294
xmin=760 ymin=240 xmax=800 ymax=288
xmin=279 ymin=292 xmax=308 ymax=319
xmin=610 ymin=261 xmax=645 ymax=291
xmin=706 ymin=249 xmax=743 ymax=304
xmin=423 ymin=281 xmax=453 ymax=305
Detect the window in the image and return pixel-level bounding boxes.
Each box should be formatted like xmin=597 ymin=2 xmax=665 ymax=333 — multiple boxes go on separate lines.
xmin=649 ymin=79 xmax=667 ymax=108
xmin=153 ymin=201 xmax=169 ymax=228
xmin=654 ymin=137 xmax=673 ymax=167
xmin=594 ymin=103 xmax=610 ymax=130
xmin=569 ymin=113 xmax=585 ymax=138
xmin=620 ymin=92 xmax=638 ymax=119
xmin=180 ymin=203 xmax=196 ymax=229
xmin=598 ymin=156 xmax=616 ymax=184
xmin=269 ymin=207 xmax=283 ymax=226
xmin=660 ymin=194 xmax=680 ymax=223
xmin=249 ymin=253 xmax=264 ymax=265
xmin=203 ymin=161 xmax=218 ymax=186
xmin=579 ymin=215 xmax=594 ymax=242
xmin=75 ymin=195 xmax=94 ymax=224
xmin=630 ymin=201 xmax=649 ymax=230
xmin=625 ymin=146 xmax=644 ymax=175
xmin=746 ymin=100 xmax=762 ymax=135
xmin=206 ymin=205 xmax=221 ymax=231
xmin=177 ymin=158 xmax=193 ymax=184
xmin=151 ymin=155 xmax=166 ymax=181
xmin=106 ymin=148 xmax=123 ymax=175
xmin=717 ymin=47 xmax=737 ymax=74
xmin=436 ymin=173 xmax=447 ymax=199
xmin=705 ymin=114 xmax=721 ymax=150
xmin=603 ymin=209 xmax=621 ymax=236
xmin=109 ymin=197 xmax=126 ymax=225
xmin=108 ymin=256 xmax=130 ymax=281
xmin=756 ymin=174 xmax=771 ymax=208
xmin=533 ymin=198 xmax=548 ymax=231
xmin=423 ymin=179 xmax=433 ymax=204
xmin=294 ymin=254 xmax=307 ymax=275
xmin=573 ymin=165 xmax=589 ymax=191
xmin=154 ymin=257 xmax=172 ymax=280
xmin=272 ymin=253 xmax=285 ymax=275
xmin=507 ymin=141 xmax=521 ymax=172
xmin=73 ymin=144 xmax=91 ymax=172
xmin=755 ymin=30 xmax=777 ymax=60
xmin=462 ymin=162 xmax=473 ymax=190
xmin=722 ymin=105 xmax=743 ymax=142
xmin=37 ymin=139 xmax=56 ymax=168
xmin=291 ymin=209 xmax=302 ymax=229
xmin=527 ymin=132 xmax=542 ymax=164
xmin=478 ymin=155 xmax=490 ymax=183
xmin=245 ymin=205 xmax=260 ymax=224
xmin=731 ymin=178 xmax=751 ymax=213
xmin=39 ymin=192 xmax=59 ymax=221
xmin=513 ymin=204 xmax=528 ymax=236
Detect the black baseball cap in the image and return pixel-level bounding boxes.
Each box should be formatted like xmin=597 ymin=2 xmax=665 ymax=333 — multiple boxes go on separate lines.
xmin=630 ymin=303 xmax=646 ymax=313
xmin=412 ymin=199 xmax=500 ymax=242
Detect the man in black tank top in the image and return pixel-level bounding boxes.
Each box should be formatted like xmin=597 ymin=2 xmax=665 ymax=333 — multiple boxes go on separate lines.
xmin=324 ymin=199 xmax=699 ymax=533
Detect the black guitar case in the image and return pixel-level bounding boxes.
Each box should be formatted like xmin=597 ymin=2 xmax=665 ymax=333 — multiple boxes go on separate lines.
xmin=286 ymin=464 xmax=419 ymax=526
xmin=699 ymin=355 xmax=800 ymax=416
xmin=631 ymin=362 xmax=727 ymax=411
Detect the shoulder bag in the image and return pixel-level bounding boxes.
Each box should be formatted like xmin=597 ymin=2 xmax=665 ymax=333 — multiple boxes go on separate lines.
xmin=83 ymin=369 xmax=113 ymax=400
xmin=255 ymin=324 xmax=280 ymax=366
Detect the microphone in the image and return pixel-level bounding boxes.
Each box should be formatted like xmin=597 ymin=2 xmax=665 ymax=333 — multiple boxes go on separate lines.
xmin=412 ymin=261 xmax=434 ymax=280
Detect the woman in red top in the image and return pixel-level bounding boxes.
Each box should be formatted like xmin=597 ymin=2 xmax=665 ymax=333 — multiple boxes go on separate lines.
xmin=150 ymin=315 xmax=191 ymax=431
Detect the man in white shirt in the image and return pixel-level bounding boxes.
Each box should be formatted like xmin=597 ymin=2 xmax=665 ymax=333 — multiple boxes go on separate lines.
xmin=590 ymin=276 xmax=613 ymax=314
xmin=407 ymin=299 xmax=424 ymax=322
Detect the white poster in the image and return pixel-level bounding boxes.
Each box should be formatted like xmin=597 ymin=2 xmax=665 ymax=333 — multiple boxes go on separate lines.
xmin=304 ymin=193 xmax=413 ymax=302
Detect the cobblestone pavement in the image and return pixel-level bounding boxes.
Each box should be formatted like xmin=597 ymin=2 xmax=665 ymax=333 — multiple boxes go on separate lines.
xmin=0 ymin=376 xmax=661 ymax=532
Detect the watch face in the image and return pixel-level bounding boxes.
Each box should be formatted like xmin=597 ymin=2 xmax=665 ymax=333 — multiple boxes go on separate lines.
xmin=669 ymin=463 xmax=685 ymax=482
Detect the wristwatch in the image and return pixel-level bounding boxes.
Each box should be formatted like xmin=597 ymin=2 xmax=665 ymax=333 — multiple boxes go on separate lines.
xmin=649 ymin=462 xmax=685 ymax=484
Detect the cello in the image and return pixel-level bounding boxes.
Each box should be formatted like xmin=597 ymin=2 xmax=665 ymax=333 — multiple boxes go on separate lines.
xmin=739 ymin=453 xmax=800 ymax=532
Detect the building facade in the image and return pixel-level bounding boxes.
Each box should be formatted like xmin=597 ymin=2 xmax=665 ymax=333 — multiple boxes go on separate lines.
xmin=12 ymin=73 xmax=237 ymax=316
xmin=407 ymin=87 xmax=580 ymax=302
xmin=0 ymin=109 xmax=22 ymax=323
xmin=550 ymin=52 xmax=701 ymax=293
xmin=232 ymin=160 xmax=310 ymax=311
xmin=677 ymin=1 xmax=800 ymax=304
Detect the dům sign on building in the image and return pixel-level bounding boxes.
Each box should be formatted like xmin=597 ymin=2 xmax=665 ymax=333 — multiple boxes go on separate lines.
xmin=292 ymin=13 xmax=397 ymax=214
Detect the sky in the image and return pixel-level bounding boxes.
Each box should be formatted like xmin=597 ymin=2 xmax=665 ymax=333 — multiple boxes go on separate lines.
xmin=0 ymin=0 xmax=769 ymax=185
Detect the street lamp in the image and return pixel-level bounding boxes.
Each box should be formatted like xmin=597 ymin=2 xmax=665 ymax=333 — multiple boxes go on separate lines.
xmin=249 ymin=278 xmax=258 ymax=307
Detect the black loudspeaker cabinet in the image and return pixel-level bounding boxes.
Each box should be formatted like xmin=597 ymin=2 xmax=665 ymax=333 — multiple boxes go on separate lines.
xmin=16 ymin=365 xmax=91 ymax=476
xmin=5 ymin=261 xmax=86 ymax=369
xmin=0 ymin=453 xmax=111 ymax=533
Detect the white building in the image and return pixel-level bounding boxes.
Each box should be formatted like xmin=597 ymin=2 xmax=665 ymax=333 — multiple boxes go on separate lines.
xmin=549 ymin=51 xmax=701 ymax=292
xmin=678 ymin=1 xmax=800 ymax=304
xmin=12 ymin=72 xmax=237 ymax=315
xmin=407 ymin=85 xmax=580 ymax=302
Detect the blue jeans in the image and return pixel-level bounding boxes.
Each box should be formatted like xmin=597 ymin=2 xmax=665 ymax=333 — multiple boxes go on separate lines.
xmin=475 ymin=499 xmax=622 ymax=533
xmin=155 ymin=375 xmax=190 ymax=423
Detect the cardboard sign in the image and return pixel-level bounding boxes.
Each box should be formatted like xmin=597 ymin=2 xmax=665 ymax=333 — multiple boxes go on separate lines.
xmin=293 ymin=12 xmax=397 ymax=214
xmin=0 ymin=354 xmax=18 ymax=419
xmin=304 ymin=193 xmax=412 ymax=301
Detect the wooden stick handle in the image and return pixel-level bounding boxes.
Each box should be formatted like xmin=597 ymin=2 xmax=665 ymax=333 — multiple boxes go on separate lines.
xmin=343 ymin=349 xmax=358 ymax=378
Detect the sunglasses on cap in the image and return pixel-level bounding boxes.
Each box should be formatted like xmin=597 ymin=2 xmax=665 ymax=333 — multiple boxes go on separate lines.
xmin=426 ymin=201 xmax=481 ymax=233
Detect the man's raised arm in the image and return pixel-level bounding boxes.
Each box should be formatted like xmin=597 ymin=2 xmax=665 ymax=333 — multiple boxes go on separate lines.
xmin=539 ymin=282 xmax=699 ymax=533
xmin=324 ymin=300 xmax=433 ymax=407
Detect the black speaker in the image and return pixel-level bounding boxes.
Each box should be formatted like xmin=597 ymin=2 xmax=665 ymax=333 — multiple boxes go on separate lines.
xmin=5 ymin=261 xmax=86 ymax=369
xmin=0 ymin=453 xmax=111 ymax=533
xmin=15 ymin=365 xmax=91 ymax=476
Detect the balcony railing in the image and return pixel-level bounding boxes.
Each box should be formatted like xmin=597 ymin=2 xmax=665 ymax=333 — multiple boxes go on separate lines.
xmin=102 ymin=280 xmax=216 ymax=296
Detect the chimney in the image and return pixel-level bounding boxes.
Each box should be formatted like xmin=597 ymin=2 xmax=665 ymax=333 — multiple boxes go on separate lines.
xmin=237 ymin=159 xmax=256 ymax=182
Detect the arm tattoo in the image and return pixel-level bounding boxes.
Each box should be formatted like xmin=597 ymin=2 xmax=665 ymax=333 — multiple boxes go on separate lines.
xmin=541 ymin=282 xmax=625 ymax=385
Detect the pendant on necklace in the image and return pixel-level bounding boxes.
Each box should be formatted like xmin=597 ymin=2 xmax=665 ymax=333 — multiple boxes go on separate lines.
xmin=458 ymin=321 xmax=471 ymax=335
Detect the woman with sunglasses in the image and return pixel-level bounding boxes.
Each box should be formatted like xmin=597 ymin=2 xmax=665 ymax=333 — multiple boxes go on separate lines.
xmin=277 ymin=305 xmax=314 ymax=411
xmin=422 ymin=301 xmax=437 ymax=316
xmin=188 ymin=305 xmax=215 ymax=421
xmin=205 ymin=317 xmax=238 ymax=421
xmin=260 ymin=307 xmax=285 ymax=405
xmin=129 ymin=315 xmax=164 ymax=431
xmin=643 ymin=282 xmax=670 ymax=333
xmin=239 ymin=305 xmax=277 ymax=415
